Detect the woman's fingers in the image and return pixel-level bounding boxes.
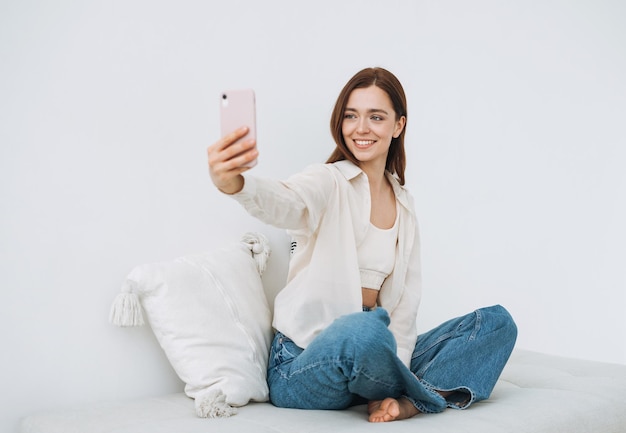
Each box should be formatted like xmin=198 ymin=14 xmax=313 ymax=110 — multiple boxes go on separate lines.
xmin=208 ymin=138 xmax=257 ymax=169
xmin=207 ymin=126 xmax=258 ymax=194
xmin=208 ymin=127 xmax=256 ymax=164
xmin=210 ymin=126 xmax=249 ymax=153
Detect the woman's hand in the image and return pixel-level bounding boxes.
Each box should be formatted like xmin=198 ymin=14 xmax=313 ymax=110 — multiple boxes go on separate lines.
xmin=207 ymin=126 xmax=258 ymax=194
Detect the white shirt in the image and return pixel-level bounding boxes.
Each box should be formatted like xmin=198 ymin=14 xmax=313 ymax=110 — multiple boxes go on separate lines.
xmin=232 ymin=160 xmax=422 ymax=367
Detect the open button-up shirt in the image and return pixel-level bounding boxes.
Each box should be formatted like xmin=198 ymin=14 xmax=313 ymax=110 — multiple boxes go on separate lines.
xmin=232 ymin=160 xmax=422 ymax=367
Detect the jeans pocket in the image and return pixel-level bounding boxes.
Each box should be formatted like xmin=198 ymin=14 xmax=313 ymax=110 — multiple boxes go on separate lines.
xmin=269 ymin=333 xmax=302 ymax=369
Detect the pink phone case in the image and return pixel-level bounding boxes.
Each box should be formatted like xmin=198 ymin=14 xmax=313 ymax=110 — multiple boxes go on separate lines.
xmin=220 ymin=89 xmax=257 ymax=168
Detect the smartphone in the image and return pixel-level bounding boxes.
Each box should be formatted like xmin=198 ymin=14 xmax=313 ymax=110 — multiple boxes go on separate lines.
xmin=220 ymin=88 xmax=257 ymax=168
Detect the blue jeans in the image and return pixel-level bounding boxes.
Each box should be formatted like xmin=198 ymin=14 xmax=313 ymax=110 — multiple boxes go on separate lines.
xmin=267 ymin=305 xmax=517 ymax=413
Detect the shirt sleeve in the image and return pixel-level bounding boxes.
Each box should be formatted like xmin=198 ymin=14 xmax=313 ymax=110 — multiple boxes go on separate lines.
xmin=230 ymin=163 xmax=335 ymax=236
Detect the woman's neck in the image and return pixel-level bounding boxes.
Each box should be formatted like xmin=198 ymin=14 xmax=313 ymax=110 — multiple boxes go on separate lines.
xmin=363 ymin=162 xmax=396 ymax=229
xmin=360 ymin=161 xmax=389 ymax=196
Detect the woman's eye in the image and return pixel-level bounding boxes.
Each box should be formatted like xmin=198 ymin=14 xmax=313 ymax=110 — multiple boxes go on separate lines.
xmin=343 ymin=113 xmax=356 ymax=119
xmin=371 ymin=115 xmax=384 ymax=121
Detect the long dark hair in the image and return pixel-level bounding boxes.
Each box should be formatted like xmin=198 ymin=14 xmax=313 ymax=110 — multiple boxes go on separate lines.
xmin=326 ymin=67 xmax=408 ymax=185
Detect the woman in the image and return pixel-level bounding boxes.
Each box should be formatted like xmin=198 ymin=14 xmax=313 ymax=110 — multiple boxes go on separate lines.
xmin=208 ymin=67 xmax=517 ymax=423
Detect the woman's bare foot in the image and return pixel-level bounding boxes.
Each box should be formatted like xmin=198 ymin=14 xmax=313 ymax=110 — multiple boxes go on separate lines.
xmin=367 ymin=397 xmax=420 ymax=423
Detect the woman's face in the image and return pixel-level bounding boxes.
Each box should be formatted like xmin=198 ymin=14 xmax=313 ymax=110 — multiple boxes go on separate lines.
xmin=341 ymin=85 xmax=405 ymax=170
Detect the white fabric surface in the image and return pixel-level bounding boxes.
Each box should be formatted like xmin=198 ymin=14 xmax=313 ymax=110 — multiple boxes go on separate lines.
xmin=20 ymin=349 xmax=626 ymax=433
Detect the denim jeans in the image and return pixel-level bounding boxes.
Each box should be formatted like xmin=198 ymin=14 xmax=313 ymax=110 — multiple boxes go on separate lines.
xmin=267 ymin=305 xmax=517 ymax=413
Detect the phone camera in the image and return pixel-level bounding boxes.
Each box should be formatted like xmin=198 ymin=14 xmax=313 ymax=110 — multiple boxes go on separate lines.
xmin=222 ymin=94 xmax=227 ymax=100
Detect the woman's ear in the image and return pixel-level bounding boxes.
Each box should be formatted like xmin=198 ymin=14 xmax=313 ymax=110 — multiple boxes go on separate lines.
xmin=393 ymin=115 xmax=406 ymax=138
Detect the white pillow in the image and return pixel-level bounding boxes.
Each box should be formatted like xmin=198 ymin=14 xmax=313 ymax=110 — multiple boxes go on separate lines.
xmin=109 ymin=233 xmax=273 ymax=418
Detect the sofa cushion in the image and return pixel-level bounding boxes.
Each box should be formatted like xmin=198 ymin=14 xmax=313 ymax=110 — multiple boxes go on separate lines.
xmin=19 ymin=349 xmax=626 ymax=432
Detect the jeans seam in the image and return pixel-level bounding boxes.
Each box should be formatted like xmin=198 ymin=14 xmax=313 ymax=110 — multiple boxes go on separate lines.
xmin=468 ymin=309 xmax=482 ymax=341
xmin=411 ymin=331 xmax=454 ymax=360
xmin=282 ymin=356 xmax=404 ymax=390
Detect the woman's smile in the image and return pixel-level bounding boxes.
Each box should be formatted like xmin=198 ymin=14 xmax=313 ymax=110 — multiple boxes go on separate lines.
xmin=354 ymin=139 xmax=377 ymax=147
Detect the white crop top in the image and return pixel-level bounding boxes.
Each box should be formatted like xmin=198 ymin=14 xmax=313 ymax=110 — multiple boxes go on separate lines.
xmin=358 ymin=206 xmax=399 ymax=291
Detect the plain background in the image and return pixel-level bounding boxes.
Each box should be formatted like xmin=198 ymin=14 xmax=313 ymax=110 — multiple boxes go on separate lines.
xmin=1 ymin=0 xmax=625 ymax=431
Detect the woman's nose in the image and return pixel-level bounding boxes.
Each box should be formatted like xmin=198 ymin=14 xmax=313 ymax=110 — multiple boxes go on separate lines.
xmin=357 ymin=118 xmax=369 ymax=133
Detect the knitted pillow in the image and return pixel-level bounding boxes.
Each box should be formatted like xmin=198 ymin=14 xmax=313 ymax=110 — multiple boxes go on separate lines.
xmin=109 ymin=233 xmax=272 ymax=418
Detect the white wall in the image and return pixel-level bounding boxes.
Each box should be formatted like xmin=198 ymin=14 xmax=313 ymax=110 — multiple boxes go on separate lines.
xmin=1 ymin=0 xmax=624 ymax=431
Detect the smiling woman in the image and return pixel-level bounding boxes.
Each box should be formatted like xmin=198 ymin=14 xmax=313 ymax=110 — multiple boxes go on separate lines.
xmin=341 ymin=86 xmax=406 ymax=181
xmin=340 ymin=86 xmax=405 ymax=232
xmin=207 ymin=67 xmax=517 ymax=423
xmin=327 ymin=67 xmax=409 ymax=185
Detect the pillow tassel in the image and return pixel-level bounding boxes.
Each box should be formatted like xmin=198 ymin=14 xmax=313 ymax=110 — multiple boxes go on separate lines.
xmin=241 ymin=232 xmax=271 ymax=276
xmin=195 ymin=390 xmax=237 ymax=418
xmin=109 ymin=280 xmax=144 ymax=327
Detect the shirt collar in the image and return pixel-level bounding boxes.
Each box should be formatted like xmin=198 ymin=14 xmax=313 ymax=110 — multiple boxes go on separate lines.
xmin=331 ymin=160 xmax=414 ymax=215
xmin=332 ymin=159 xmax=362 ymax=180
